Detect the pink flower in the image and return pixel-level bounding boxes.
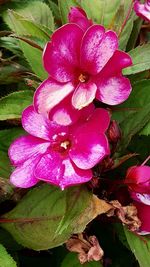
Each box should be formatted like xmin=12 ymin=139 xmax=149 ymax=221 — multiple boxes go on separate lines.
xmin=68 ymin=7 xmax=93 ymax=31
xmin=125 ymin=165 xmax=150 ymax=194
xmin=134 ymin=0 xmax=150 ymax=22
xmin=8 ymin=106 xmax=110 ymax=190
xmin=125 ymin=165 xmax=150 ymax=234
xmin=34 ymin=23 xmax=132 ymax=122
xmin=134 ymin=201 xmax=150 ymax=234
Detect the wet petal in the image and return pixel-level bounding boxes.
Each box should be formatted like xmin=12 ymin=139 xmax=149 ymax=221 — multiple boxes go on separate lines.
xmin=9 ymin=135 xmax=49 ymax=166
xmin=34 ymin=78 xmax=74 ymax=115
xmin=10 ymin=155 xmax=40 ymax=188
xmin=72 ymin=81 xmax=97 ymax=109
xmin=96 ymin=74 xmax=132 ymax=105
xmin=43 ymin=24 xmax=83 ymax=82
xmin=80 ymin=25 xmax=118 ymax=75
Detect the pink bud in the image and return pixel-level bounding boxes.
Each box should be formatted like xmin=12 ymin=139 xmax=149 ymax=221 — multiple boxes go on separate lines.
xmin=107 ymin=120 xmax=121 ymax=143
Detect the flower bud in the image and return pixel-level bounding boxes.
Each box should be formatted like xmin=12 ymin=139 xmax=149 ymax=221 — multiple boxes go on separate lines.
xmin=107 ymin=120 xmax=121 ymax=143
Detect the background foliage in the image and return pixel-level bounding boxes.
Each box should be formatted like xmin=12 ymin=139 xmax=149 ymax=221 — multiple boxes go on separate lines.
xmin=0 ymin=0 xmax=150 ymax=266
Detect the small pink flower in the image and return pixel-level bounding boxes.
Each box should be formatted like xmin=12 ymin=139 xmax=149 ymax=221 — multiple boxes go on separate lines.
xmin=34 ymin=22 xmax=132 ymax=121
xmin=8 ymin=106 xmax=110 ymax=190
xmin=68 ymin=7 xmax=93 ymax=31
xmin=134 ymin=0 xmax=150 ymax=22
xmin=125 ymin=165 xmax=150 ymax=194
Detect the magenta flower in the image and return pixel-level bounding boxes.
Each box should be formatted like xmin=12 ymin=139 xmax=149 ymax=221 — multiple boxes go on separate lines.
xmin=125 ymin=165 xmax=150 ymax=194
xmin=8 ymin=106 xmax=110 ymax=190
xmin=134 ymin=0 xmax=150 ymax=22
xmin=68 ymin=6 xmax=93 ymax=31
xmin=34 ymin=23 xmax=132 ymax=121
xmin=134 ymin=201 xmax=150 ymax=234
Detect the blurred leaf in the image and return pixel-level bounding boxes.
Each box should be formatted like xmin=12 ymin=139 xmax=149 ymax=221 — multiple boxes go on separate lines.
xmin=61 ymin=252 xmax=102 ymax=267
xmin=0 ymin=62 xmax=28 ymax=84
xmin=125 ymin=228 xmax=150 ymax=267
xmin=0 ymin=128 xmax=25 ymax=151
xmin=117 ymin=80 xmax=150 ymax=151
xmin=119 ymin=16 xmax=134 ymax=50
xmin=12 ymin=1 xmax=55 ymax=32
xmin=0 ymin=151 xmax=11 ymax=179
xmin=3 ymin=10 xmax=49 ymax=80
xmin=47 ymin=0 xmax=61 ymax=24
xmin=58 ymin=0 xmax=78 ymax=24
xmin=0 ymin=36 xmax=22 ymax=55
xmin=140 ymin=122 xmax=150 ymax=136
xmin=0 ymin=90 xmax=33 ymax=120
xmin=123 ymin=44 xmax=150 ymax=75
xmin=0 ymin=243 xmax=17 ymax=267
xmin=2 ymin=185 xmax=111 ymax=250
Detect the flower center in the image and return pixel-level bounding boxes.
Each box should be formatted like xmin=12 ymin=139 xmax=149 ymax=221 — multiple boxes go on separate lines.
xmin=78 ymin=73 xmax=89 ymax=83
xmin=51 ymin=133 xmax=71 ymax=155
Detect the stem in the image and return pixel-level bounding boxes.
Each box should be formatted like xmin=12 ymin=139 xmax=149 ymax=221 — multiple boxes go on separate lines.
xmin=141 ymin=155 xmax=150 ymax=166
xmin=118 ymin=0 xmax=134 ymax=37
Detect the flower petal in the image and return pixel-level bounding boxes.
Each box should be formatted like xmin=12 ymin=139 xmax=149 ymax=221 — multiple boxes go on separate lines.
xmin=49 ymin=94 xmax=81 ymax=126
xmin=100 ymin=50 xmax=132 ymax=77
xmin=131 ymin=192 xmax=150 ymax=205
xmin=126 ymin=166 xmax=150 ymax=185
xmin=10 ymin=156 xmax=40 ymax=188
xmin=68 ymin=7 xmax=93 ymax=31
xmin=134 ymin=1 xmax=150 ymax=22
xmin=9 ymin=135 xmax=49 ymax=166
xmin=96 ymin=74 xmax=132 ymax=105
xmin=22 ymin=105 xmax=67 ymax=141
xmin=60 ymin=158 xmax=92 ymax=189
xmin=34 ymin=78 xmax=74 ymax=115
xmin=134 ymin=201 xmax=150 ymax=234
xmin=43 ymin=24 xmax=83 ymax=82
xmin=87 ymin=108 xmax=110 ymax=133
xmin=72 ymin=81 xmax=97 ymax=109
xmin=70 ymin=124 xmax=110 ymax=169
xmin=34 ymin=152 xmax=63 ymax=185
xmin=80 ymin=25 xmax=118 ymax=75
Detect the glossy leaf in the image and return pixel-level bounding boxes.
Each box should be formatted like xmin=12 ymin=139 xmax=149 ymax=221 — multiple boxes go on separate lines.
xmin=0 ymin=90 xmax=33 ymax=120
xmin=61 ymin=252 xmax=103 ymax=267
xmin=2 ymin=185 xmax=111 ymax=250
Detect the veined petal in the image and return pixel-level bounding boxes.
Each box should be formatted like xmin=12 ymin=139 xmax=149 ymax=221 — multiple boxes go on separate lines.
xmin=96 ymin=74 xmax=132 ymax=105
xmin=70 ymin=127 xmax=110 ymax=170
xmin=72 ymin=81 xmax=97 ymax=109
xmin=80 ymin=25 xmax=118 ymax=75
xmin=34 ymin=78 xmax=74 ymax=115
xmin=34 ymin=152 xmax=63 ymax=185
xmin=43 ymin=24 xmax=83 ymax=82
xmin=10 ymin=155 xmax=40 ymax=188
xmin=9 ymin=135 xmax=50 ymax=166
xmin=60 ymin=158 xmax=92 ymax=189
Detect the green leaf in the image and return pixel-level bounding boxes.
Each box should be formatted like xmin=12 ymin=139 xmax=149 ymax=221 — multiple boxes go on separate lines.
xmin=1 ymin=185 xmax=111 ymax=250
xmin=0 ymin=90 xmax=33 ymax=120
xmin=3 ymin=11 xmax=49 ymax=80
xmin=140 ymin=122 xmax=150 ymax=136
xmin=0 ymin=128 xmax=25 ymax=179
xmin=125 ymin=228 xmax=150 ymax=267
xmin=58 ymin=0 xmax=78 ymax=24
xmin=117 ymin=80 xmax=150 ymax=151
xmin=12 ymin=1 xmax=55 ymax=32
xmin=61 ymin=252 xmax=103 ymax=267
xmin=0 ymin=244 xmax=17 ymax=267
xmin=123 ymin=44 xmax=150 ymax=75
